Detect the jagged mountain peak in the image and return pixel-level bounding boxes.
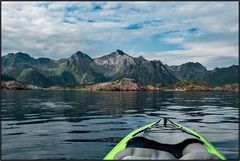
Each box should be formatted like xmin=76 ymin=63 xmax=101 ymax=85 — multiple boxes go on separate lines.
xmin=70 ymin=51 xmax=93 ymax=62
xmin=14 ymin=52 xmax=31 ymax=58
xmin=181 ymin=62 xmax=207 ymax=71
xmin=4 ymin=52 xmax=32 ymax=62
xmin=137 ymin=55 xmax=146 ymax=61
xmin=37 ymin=57 xmax=52 ymax=64
xmin=107 ymin=49 xmax=132 ymax=58
xmin=115 ymin=49 xmax=126 ymax=56
xmin=166 ymin=61 xmax=208 ymax=80
xmin=3 ymin=52 xmax=33 ymax=61
xmin=5 ymin=53 xmax=14 ymax=57
xmin=2 ymin=50 xmax=238 ymax=87
xmin=74 ymin=50 xmax=85 ymax=55
xmin=72 ymin=51 xmax=90 ymax=57
xmin=106 ymin=49 xmax=129 ymax=57
xmin=94 ymin=49 xmax=134 ymax=64
xmin=183 ymin=61 xmax=202 ymax=65
xmin=15 ymin=51 xmax=28 ymax=55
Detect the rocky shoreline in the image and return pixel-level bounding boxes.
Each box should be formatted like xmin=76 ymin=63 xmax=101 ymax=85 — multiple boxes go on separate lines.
xmin=86 ymin=78 xmax=239 ymax=91
xmin=1 ymin=81 xmax=44 ymax=90
xmin=1 ymin=78 xmax=238 ymax=91
xmin=86 ymin=78 xmax=160 ymax=91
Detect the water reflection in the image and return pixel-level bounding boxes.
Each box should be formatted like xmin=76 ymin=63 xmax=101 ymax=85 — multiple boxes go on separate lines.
xmin=2 ymin=90 xmax=238 ymax=159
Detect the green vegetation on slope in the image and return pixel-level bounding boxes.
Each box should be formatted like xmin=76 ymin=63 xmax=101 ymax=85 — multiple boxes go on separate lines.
xmin=2 ymin=52 xmax=238 ymax=87
xmin=175 ymin=80 xmax=209 ymax=87
xmin=203 ymin=65 xmax=239 ymax=87
xmin=17 ymin=68 xmax=50 ymax=87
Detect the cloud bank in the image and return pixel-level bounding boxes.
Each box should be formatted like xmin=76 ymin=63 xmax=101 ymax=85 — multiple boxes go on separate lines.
xmin=2 ymin=1 xmax=239 ymax=69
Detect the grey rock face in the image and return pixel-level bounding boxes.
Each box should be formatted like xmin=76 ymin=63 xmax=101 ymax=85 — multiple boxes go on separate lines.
xmin=2 ymin=50 xmax=238 ymax=87
xmin=166 ymin=62 xmax=208 ymax=80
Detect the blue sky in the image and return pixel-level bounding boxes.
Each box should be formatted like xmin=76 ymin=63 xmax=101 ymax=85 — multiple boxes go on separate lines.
xmin=2 ymin=1 xmax=239 ymax=69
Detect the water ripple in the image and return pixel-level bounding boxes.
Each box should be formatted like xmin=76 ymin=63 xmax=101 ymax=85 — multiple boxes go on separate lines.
xmin=2 ymin=90 xmax=238 ymax=160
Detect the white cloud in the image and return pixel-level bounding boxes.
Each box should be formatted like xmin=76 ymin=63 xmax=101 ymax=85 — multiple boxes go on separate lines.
xmin=138 ymin=40 xmax=238 ymax=69
xmin=1 ymin=1 xmax=238 ymax=69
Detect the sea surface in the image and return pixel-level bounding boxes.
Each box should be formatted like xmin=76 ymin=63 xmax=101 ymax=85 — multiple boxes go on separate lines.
xmin=2 ymin=90 xmax=239 ymax=159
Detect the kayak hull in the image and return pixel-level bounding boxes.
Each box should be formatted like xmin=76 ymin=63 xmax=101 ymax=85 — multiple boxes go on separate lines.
xmin=103 ymin=118 xmax=226 ymax=160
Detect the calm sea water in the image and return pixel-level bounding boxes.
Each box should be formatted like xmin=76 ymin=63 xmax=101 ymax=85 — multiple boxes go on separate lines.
xmin=2 ymin=90 xmax=239 ymax=159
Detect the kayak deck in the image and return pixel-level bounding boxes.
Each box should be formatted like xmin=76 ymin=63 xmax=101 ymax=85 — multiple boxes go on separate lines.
xmin=104 ymin=118 xmax=226 ymax=160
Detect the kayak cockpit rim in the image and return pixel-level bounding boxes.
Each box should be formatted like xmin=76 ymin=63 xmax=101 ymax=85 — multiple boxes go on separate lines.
xmin=103 ymin=118 xmax=226 ymax=160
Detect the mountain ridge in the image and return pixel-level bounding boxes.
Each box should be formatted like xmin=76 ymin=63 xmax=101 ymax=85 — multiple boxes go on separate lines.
xmin=2 ymin=50 xmax=239 ymax=87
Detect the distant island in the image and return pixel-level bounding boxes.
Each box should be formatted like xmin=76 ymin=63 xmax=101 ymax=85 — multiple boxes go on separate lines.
xmin=2 ymin=49 xmax=239 ymax=90
xmin=86 ymin=78 xmax=239 ymax=91
xmin=1 ymin=78 xmax=238 ymax=92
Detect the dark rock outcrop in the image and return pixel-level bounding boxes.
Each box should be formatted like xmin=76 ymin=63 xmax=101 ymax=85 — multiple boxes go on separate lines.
xmin=87 ymin=78 xmax=161 ymax=91
xmin=87 ymin=78 xmax=141 ymax=91
xmin=143 ymin=85 xmax=160 ymax=91
xmin=173 ymin=80 xmax=211 ymax=91
xmin=213 ymin=84 xmax=239 ymax=91
xmin=1 ymin=81 xmax=43 ymax=90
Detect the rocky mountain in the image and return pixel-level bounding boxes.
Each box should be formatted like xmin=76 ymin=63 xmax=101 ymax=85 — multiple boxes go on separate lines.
xmin=94 ymin=49 xmax=178 ymax=85
xmin=1 ymin=51 xmax=108 ymax=87
xmin=166 ymin=63 xmax=239 ymax=87
xmin=93 ymin=49 xmax=136 ymax=77
xmin=202 ymin=65 xmax=239 ymax=87
xmin=1 ymin=50 xmax=238 ymax=87
xmin=63 ymin=51 xmax=107 ymax=84
xmin=166 ymin=62 xmax=208 ymax=80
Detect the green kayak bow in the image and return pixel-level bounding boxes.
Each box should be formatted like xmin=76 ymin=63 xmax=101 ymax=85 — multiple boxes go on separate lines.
xmin=104 ymin=118 xmax=226 ymax=160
